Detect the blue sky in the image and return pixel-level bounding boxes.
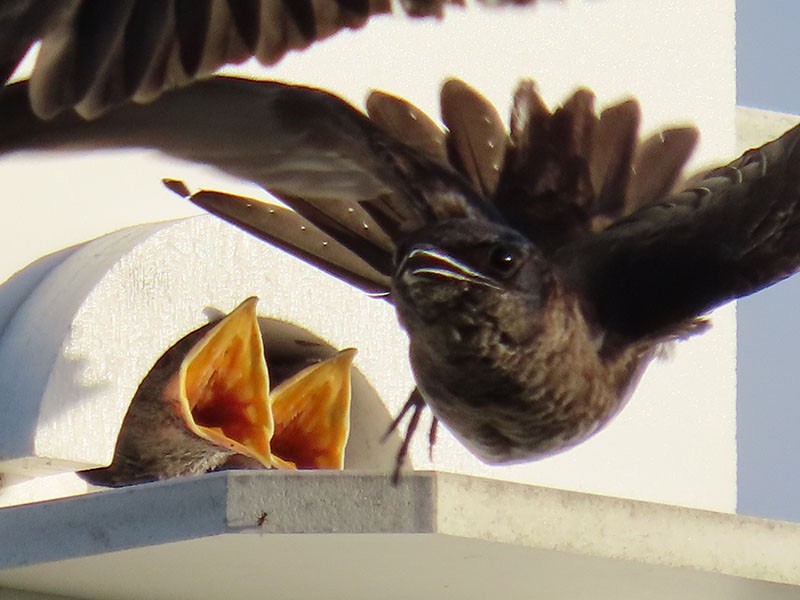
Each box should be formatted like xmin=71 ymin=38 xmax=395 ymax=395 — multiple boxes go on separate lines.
xmin=737 ymin=0 xmax=800 ymax=113
xmin=735 ymin=0 xmax=800 ymax=522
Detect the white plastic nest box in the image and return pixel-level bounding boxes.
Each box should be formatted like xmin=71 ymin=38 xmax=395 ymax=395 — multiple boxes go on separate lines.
xmin=0 ymin=216 xmax=414 ymax=478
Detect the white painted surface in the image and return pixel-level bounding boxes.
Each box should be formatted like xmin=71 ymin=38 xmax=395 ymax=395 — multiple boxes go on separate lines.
xmin=0 ymin=472 xmax=88 ymax=508
xmin=0 ymin=1 xmax=737 ymax=510
xmin=0 ymin=472 xmax=798 ymax=600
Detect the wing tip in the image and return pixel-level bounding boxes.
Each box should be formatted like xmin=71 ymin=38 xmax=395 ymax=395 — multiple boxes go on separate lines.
xmin=162 ymin=178 xmax=191 ymax=199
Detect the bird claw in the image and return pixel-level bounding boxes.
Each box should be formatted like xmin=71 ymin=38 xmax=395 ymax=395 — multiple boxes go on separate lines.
xmin=382 ymin=389 xmax=439 ymax=484
xmin=428 ymin=417 xmax=438 ymax=461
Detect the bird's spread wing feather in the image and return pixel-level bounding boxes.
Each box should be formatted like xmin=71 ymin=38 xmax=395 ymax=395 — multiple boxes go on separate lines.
xmin=440 ymin=78 xmax=507 ymax=198
xmin=366 ymin=89 xmax=449 ymax=167
xmin=12 ymin=0 xmax=386 ymax=118
xmin=0 ymin=76 xmax=500 ymax=235
xmin=1 ymin=0 xmax=544 ymax=119
xmin=626 ymin=126 xmax=700 ymax=212
xmin=166 ymin=183 xmax=392 ymax=295
xmin=491 ymin=81 xmax=698 ymax=253
xmin=589 ymin=99 xmax=640 ymax=218
xmin=493 ymin=82 xmax=598 ymax=250
xmin=559 ymin=123 xmax=800 ymax=342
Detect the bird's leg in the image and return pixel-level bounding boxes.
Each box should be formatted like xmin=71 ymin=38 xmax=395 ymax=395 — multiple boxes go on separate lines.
xmin=428 ymin=416 xmax=439 ymax=460
xmin=382 ymin=388 xmax=426 ymax=484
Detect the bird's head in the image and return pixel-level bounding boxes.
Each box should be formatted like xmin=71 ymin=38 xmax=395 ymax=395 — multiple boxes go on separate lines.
xmin=391 ymin=219 xmax=553 ymax=338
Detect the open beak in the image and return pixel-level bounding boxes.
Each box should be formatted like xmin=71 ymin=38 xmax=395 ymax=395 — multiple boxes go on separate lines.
xmin=170 ymin=299 xmax=356 ymax=471
xmin=270 ymin=348 xmax=356 ymax=470
xmin=81 ymin=297 xmax=356 ymax=487
xmin=167 ymin=297 xmax=275 ymax=468
xmin=398 ymin=245 xmax=501 ymax=290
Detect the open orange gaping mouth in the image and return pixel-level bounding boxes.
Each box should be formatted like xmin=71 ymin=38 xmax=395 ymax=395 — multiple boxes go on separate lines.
xmin=270 ymin=348 xmax=356 ymax=469
xmin=168 ymin=297 xmax=355 ymax=470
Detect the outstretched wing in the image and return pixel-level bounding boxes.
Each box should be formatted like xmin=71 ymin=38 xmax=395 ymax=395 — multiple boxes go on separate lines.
xmin=2 ymin=0 xmax=387 ymax=118
xmin=164 ymin=181 xmax=392 ymax=295
xmin=1 ymin=0 xmax=545 ymax=119
xmin=560 ymin=123 xmax=800 ymax=343
xmin=0 ymin=76 xmax=499 ymax=258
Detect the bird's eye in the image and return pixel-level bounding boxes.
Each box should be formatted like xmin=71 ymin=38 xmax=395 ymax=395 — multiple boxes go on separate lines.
xmin=487 ymin=244 xmax=520 ymax=277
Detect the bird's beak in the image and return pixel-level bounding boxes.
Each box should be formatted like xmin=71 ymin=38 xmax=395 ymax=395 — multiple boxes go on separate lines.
xmin=165 ymin=297 xmax=276 ymax=468
xmin=398 ymin=245 xmax=502 ymax=289
xmin=165 ymin=297 xmax=356 ymax=470
xmin=81 ymin=297 xmax=356 ymax=486
xmin=270 ymin=348 xmax=356 ymax=470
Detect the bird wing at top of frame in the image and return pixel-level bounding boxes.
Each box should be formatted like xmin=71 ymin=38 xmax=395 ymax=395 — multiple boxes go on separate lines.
xmin=0 ymin=0 xmax=543 ymax=119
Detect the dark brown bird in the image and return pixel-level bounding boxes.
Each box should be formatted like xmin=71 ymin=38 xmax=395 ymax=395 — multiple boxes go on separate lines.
xmin=0 ymin=75 xmax=798 ymax=478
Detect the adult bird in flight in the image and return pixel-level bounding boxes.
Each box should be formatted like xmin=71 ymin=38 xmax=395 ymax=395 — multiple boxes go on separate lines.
xmin=0 ymin=72 xmax=797 ymax=479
